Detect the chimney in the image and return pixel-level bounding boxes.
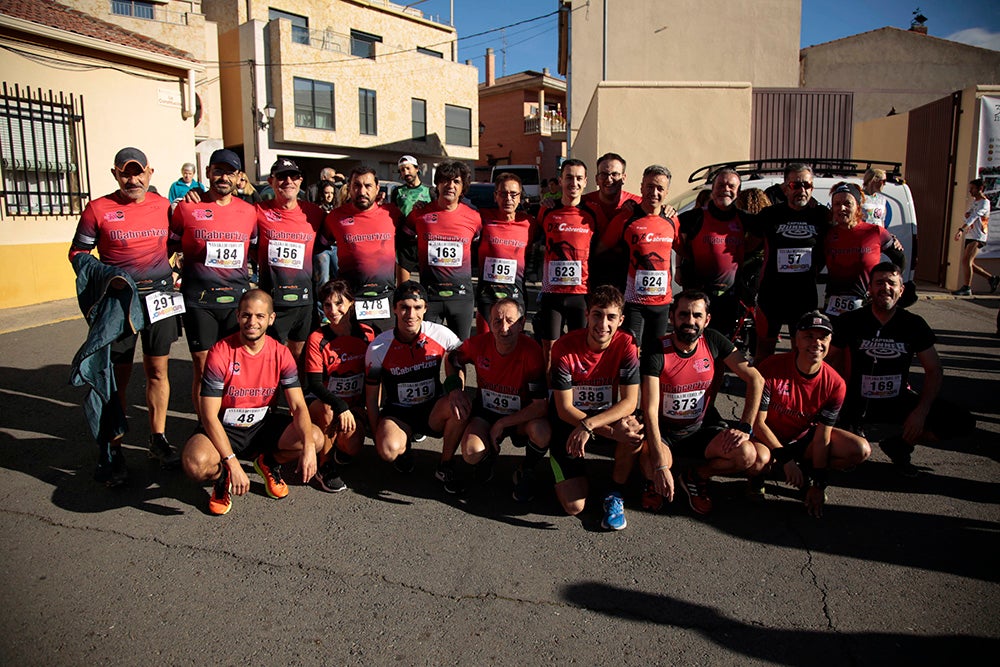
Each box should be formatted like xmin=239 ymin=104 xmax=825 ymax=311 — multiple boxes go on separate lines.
xmin=485 ymin=48 xmax=496 ymax=87
xmin=909 ymin=24 xmax=928 ymax=35
xmin=542 ymin=67 xmax=550 ymax=77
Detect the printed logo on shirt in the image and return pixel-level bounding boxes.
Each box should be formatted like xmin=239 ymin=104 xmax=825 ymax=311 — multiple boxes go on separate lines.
xmin=193 ymin=209 xmax=214 ymax=221
xmin=859 ymin=338 xmax=908 ymax=360
xmin=773 ymin=379 xmax=790 ymax=396
xmin=694 ymin=357 xmax=712 ymax=373
xmin=231 ymin=361 xmax=241 ymax=375
xmin=104 ymin=210 xmax=125 ymax=222
xmin=775 ymin=222 xmax=816 ymax=238
xmin=342 ymin=217 xmax=355 ymax=226
xmin=478 ymin=355 xmax=491 ymax=370
xmin=424 ymin=213 xmax=438 ymax=224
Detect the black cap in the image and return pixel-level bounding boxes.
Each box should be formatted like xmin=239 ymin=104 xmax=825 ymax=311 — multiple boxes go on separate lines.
xmin=113 ymin=147 xmax=148 ymax=170
xmin=209 ymin=149 xmax=241 ymax=171
xmin=392 ymin=280 xmax=427 ymax=306
xmin=269 ymin=157 xmax=302 ymax=177
xmin=796 ymin=310 xmax=834 ymax=334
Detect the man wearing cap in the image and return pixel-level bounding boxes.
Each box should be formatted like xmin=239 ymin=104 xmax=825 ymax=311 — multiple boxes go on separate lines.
xmin=829 ymin=262 xmax=975 ymax=476
xmin=256 ymin=158 xmax=325 ymax=361
xmin=69 ymin=147 xmax=181 ymax=484
xmin=364 ymin=281 xmax=468 ymax=493
xmin=752 ymin=310 xmax=871 ymax=517
xmin=392 ymin=155 xmax=432 ymax=283
xmin=170 ymin=149 xmax=258 ymax=417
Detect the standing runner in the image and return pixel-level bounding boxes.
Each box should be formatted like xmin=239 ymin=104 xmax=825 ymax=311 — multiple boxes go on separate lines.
xmin=392 ymin=155 xmax=433 ymax=283
xmin=952 ymin=178 xmax=998 ymax=296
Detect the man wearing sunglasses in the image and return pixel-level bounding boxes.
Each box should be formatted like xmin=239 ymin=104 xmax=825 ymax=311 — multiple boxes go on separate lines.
xmin=748 ymin=164 xmax=831 ymax=363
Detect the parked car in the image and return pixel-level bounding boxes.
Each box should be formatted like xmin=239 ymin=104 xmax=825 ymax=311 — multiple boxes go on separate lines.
xmin=465 ymin=181 xmax=497 ymax=210
xmin=491 ymin=164 xmax=541 ymax=206
xmin=671 ymin=159 xmax=918 ymax=282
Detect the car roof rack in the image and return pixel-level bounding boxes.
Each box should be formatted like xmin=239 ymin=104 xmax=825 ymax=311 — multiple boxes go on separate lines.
xmin=687 ymin=159 xmax=904 ymax=185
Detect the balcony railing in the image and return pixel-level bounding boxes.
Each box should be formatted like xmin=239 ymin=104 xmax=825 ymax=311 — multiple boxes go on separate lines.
xmin=524 ymin=114 xmax=567 ymax=136
xmin=109 ymin=1 xmax=190 ymax=25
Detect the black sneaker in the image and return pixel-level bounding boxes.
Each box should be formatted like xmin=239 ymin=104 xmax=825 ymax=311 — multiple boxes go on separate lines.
xmin=94 ymin=445 xmax=113 ymax=484
xmin=990 ymin=275 xmax=1000 ymax=294
xmin=312 ymin=460 xmax=347 ymax=493
xmin=412 ymin=432 xmax=427 ymax=443
xmin=393 ymin=448 xmax=415 ymax=474
xmin=475 ymin=448 xmax=497 ymax=484
xmin=148 ymin=433 xmax=180 ymax=469
xmin=435 ymin=462 xmax=465 ymax=495
xmin=512 ymin=466 xmax=535 ymax=502
xmin=107 ymin=447 xmax=128 ymax=488
xmin=951 ymin=286 xmax=972 ymax=296
xmin=333 ymin=449 xmax=354 ymax=466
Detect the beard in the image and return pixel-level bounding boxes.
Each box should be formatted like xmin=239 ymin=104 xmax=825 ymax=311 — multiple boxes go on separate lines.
xmin=675 ymin=324 xmax=701 ymax=344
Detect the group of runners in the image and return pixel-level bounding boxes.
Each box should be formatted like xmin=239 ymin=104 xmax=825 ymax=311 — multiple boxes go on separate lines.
xmin=70 ymin=147 xmax=976 ymax=528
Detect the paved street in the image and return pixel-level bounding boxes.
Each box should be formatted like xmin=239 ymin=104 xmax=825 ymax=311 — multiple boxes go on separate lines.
xmin=1 ymin=289 xmax=998 ymax=665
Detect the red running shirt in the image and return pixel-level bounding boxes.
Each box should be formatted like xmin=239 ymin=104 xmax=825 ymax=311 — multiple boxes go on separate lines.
xmin=757 ymin=352 xmax=845 ymax=443
xmin=322 ymin=203 xmax=399 ymax=300
xmin=823 ymin=222 xmax=895 ymax=298
xmin=477 ymin=211 xmax=536 ymax=302
xmin=539 ymin=202 xmax=602 ymax=294
xmin=603 ymin=208 xmax=678 ymax=306
xmin=409 ymin=202 xmax=482 ymax=300
xmin=255 ymin=200 xmax=323 ymax=306
xmin=452 ymin=332 xmax=546 ymax=416
xmin=550 ymin=329 xmax=640 ymax=415
xmin=304 ymin=323 xmax=376 ymax=408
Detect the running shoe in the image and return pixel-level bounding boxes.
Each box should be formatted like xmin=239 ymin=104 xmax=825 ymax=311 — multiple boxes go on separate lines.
xmin=103 ymin=447 xmax=128 ymax=488
xmin=312 ymin=460 xmax=347 ymax=493
xmin=679 ymin=470 xmax=713 ymax=515
xmin=209 ymin=464 xmax=232 ymax=515
xmin=990 ymin=275 xmax=1000 ymax=294
xmin=412 ymin=432 xmax=427 ymax=443
xmin=951 ymin=286 xmax=972 ymax=296
xmin=148 ymin=433 xmax=181 ymax=469
xmin=254 ymin=454 xmax=289 ymax=499
xmin=511 ymin=466 xmax=535 ymax=502
xmin=475 ymin=448 xmax=497 ymax=483
xmin=601 ymin=492 xmax=627 ymax=531
xmin=333 ymin=449 xmax=354 ymax=466
xmin=435 ymin=462 xmax=465 ymax=495
xmin=640 ymin=480 xmax=664 ymax=512
xmin=745 ymin=475 xmax=766 ymax=502
xmin=393 ymin=448 xmax=415 ymax=474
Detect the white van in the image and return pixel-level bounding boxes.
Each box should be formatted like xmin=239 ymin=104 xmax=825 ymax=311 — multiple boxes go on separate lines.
xmin=491 ymin=165 xmax=541 ymax=206
xmin=671 ymin=159 xmax=918 ymax=282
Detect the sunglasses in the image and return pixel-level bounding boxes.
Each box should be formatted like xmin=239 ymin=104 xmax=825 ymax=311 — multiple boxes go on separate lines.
xmin=788 ymin=181 xmax=813 ymax=190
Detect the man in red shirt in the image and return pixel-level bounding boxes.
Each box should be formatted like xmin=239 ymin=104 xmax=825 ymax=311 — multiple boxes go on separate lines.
xmin=549 ymin=286 xmax=642 ymax=530
xmin=581 ymin=152 xmax=641 ymax=231
xmin=170 ymin=149 xmax=257 ymax=418
xmin=753 ymin=311 xmax=871 ymax=517
xmin=448 ymin=298 xmax=550 ymax=500
xmin=256 ymin=158 xmax=325 ymax=361
xmin=181 ymin=290 xmax=323 ymax=515
xmin=69 ymin=147 xmax=180 ymax=484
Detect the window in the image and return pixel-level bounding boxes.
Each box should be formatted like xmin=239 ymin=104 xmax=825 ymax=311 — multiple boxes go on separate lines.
xmin=417 ymin=47 xmax=443 ymax=59
xmin=294 ymin=78 xmax=334 ymax=130
xmin=350 ymin=30 xmax=382 ymax=59
xmin=411 ymin=98 xmax=426 ymax=141
xmin=1 ymin=83 xmax=89 ymax=216
xmin=269 ymin=8 xmax=309 ymax=45
xmin=445 ymin=104 xmax=471 ymax=147
xmin=359 ymin=89 xmax=377 ymax=135
xmin=111 ymin=1 xmax=154 ymax=19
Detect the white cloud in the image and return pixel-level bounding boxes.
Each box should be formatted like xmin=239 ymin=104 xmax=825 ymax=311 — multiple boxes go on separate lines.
xmin=944 ymin=27 xmax=1000 ymax=51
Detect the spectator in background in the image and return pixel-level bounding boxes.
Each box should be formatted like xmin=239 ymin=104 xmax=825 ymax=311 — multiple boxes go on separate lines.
xmin=952 ymin=178 xmax=998 ymax=296
xmin=235 ymin=171 xmax=261 ymax=204
xmin=168 ymin=162 xmax=204 ymax=202
xmin=861 ymin=168 xmax=890 ymax=227
xmin=308 ymin=167 xmax=336 ymax=204
xmin=542 ymin=178 xmax=562 ymax=202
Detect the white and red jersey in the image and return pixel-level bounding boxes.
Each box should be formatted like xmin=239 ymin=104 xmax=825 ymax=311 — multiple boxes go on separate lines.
xmin=539 ymin=202 xmax=603 ymax=294
xmin=477 ymin=211 xmax=536 ymax=302
xmin=71 ymin=191 xmax=173 ymax=290
xmin=322 ymin=202 xmax=399 ymax=300
xmin=550 ymin=328 xmax=639 ymax=416
xmin=640 ymin=329 xmax=735 ymax=434
xmin=365 ymin=321 xmax=461 ymax=409
xmin=409 ymin=202 xmax=482 ymax=300
xmin=304 ymin=323 xmax=376 ymax=408
xmin=170 ymin=198 xmax=257 ymax=309
xmin=602 ymin=207 xmax=678 ymax=306
xmin=451 ymin=332 xmax=546 ymax=416
xmin=201 ymin=333 xmax=300 ymax=427
xmin=757 ymin=352 xmax=845 ymax=443
xmin=255 ymin=200 xmax=323 ymax=306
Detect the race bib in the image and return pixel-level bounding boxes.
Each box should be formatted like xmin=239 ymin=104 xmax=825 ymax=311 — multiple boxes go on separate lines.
xmin=482 ymin=389 xmax=521 ymax=415
xmin=428 ymin=240 xmax=463 ymax=267
xmin=860 ymin=374 xmax=902 ymax=399
xmin=398 ymin=379 xmax=435 ymax=406
xmin=356 ymin=297 xmax=390 ymax=320
xmin=634 ymin=269 xmax=669 ymax=296
xmin=267 ymin=240 xmax=305 ymax=270
xmin=483 ymin=257 xmax=517 ymax=284
xmin=205 ymin=241 xmax=244 ymax=269
xmin=662 ymin=389 xmax=706 ymax=420
xmin=327 ymin=373 xmax=363 ymax=399
xmin=144 ymin=290 xmax=185 ymax=324
xmin=572 ymin=385 xmax=611 ymax=412
xmin=548 ymin=260 xmax=582 ymax=286
xmin=777 ymin=247 xmax=812 ymax=273
xmin=825 ymin=295 xmax=864 ymax=317
xmin=222 ymin=407 xmax=268 ymax=428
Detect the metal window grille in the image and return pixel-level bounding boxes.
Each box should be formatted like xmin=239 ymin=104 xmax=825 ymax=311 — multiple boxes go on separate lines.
xmin=111 ymin=0 xmax=155 ymax=20
xmin=0 ymin=83 xmax=90 ymax=217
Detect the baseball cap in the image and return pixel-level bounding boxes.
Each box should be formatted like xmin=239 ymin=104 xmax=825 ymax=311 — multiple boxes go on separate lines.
xmin=113 ymin=147 xmax=148 ymax=171
xmin=795 ymin=310 xmax=833 ymax=334
xmin=209 ymin=149 xmax=241 ymax=171
xmin=392 ymin=280 xmax=427 ymax=306
xmin=397 ymin=155 xmax=418 ymax=167
xmin=269 ymin=157 xmax=302 ymax=177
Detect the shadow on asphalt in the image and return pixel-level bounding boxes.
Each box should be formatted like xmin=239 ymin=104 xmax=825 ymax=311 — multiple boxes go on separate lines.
xmin=561 ymin=581 xmax=1000 ymax=665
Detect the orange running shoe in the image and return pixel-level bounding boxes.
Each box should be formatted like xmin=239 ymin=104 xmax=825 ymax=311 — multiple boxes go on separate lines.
xmin=254 ymin=454 xmax=289 ymax=499
xmin=209 ymin=464 xmax=233 ymax=515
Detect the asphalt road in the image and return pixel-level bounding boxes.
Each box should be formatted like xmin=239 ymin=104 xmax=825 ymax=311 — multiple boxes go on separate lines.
xmin=1 ymin=290 xmax=998 ymax=665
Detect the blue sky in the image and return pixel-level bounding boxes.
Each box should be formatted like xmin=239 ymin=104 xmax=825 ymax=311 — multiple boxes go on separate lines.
xmin=414 ymin=0 xmax=999 ymax=82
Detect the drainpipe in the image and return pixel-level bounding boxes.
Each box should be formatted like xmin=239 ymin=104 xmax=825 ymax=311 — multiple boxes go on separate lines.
xmin=182 ymin=69 xmax=195 ymax=120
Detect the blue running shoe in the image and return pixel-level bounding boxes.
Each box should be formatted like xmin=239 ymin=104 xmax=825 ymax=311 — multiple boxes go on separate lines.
xmin=601 ymin=492 xmax=627 ymax=531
